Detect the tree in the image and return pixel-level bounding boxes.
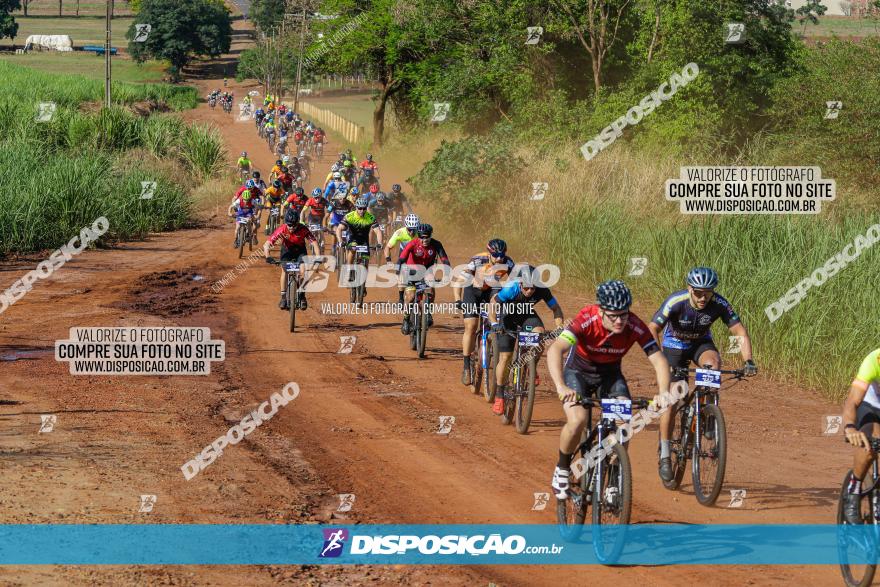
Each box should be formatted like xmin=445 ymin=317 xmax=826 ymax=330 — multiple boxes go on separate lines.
xmin=549 ymin=0 xmax=634 ymax=95
xmin=0 ymin=0 xmax=21 ymax=41
xmin=796 ymin=0 xmax=827 ymax=36
xmin=249 ymin=0 xmax=286 ymax=34
xmin=127 ymin=0 xmax=232 ymax=80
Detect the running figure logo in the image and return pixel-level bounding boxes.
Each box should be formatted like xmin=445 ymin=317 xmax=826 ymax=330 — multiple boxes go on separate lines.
xmin=138 ymin=495 xmax=157 ymax=512
xmin=39 ymin=414 xmax=56 ymax=433
xmin=35 ymin=102 xmax=56 ymax=123
xmin=728 ymin=489 xmax=746 ymax=508
xmin=336 ymin=493 xmax=356 ymax=512
xmin=823 ymin=415 xmax=842 ymax=435
xmin=140 ymin=181 xmax=157 ymax=200
xmin=725 ymin=22 xmax=745 ymax=44
xmin=525 ymin=26 xmax=543 ymax=45
xmin=437 ymin=416 xmax=455 ymax=434
xmin=726 ymin=335 xmax=744 ymax=354
xmin=133 ymin=24 xmax=152 ymax=43
xmin=530 ymin=182 xmax=548 ymax=201
xmin=431 ymin=103 xmax=450 ymax=123
xmin=532 ymin=492 xmax=550 ymax=511
xmin=319 ymin=528 xmax=349 ymax=558
xmin=824 ymin=101 xmax=842 ymax=120
xmin=338 ymin=336 xmax=356 ymax=354
xmin=628 ymin=257 xmax=648 ymax=276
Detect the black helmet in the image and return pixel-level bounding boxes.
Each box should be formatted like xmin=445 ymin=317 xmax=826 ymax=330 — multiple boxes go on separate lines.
xmin=391 ymin=183 xmax=402 ymax=193
xmin=284 ymin=208 xmax=299 ymax=226
xmin=596 ymin=280 xmax=632 ymax=311
xmin=295 ymin=187 xmax=304 ymax=196
xmin=487 ymin=238 xmax=507 ymax=255
xmin=417 ymin=223 xmax=433 ymax=237
xmin=686 ymin=266 xmax=719 ymax=290
xmin=275 ymin=159 xmax=282 ymax=166
xmin=272 ymin=180 xmax=282 ymax=188
xmin=252 ymin=170 xmax=261 ymax=179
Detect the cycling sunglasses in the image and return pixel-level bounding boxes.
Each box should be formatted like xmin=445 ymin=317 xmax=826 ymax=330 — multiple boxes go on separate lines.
xmin=603 ymin=311 xmax=630 ymax=322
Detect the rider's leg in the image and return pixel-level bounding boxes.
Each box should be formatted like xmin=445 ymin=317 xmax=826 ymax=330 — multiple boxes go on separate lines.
xmin=278 ymin=266 xmax=287 ymax=309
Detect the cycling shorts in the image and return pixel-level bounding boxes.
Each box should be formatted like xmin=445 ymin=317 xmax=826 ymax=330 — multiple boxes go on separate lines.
xmin=329 ymin=212 xmax=346 ymax=226
xmin=856 ymin=402 xmax=880 ymax=432
xmin=461 ymin=285 xmax=497 ymax=319
xmin=497 ymin=315 xmax=543 ymax=353
xmin=663 ymin=340 xmax=719 ymax=382
xmin=562 ymin=363 xmax=630 ymax=406
xmin=280 ymin=245 xmax=307 ymax=263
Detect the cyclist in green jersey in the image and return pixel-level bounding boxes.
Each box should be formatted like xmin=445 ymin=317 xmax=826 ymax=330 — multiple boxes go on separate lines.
xmin=842 ymin=348 xmax=880 ymax=524
xmin=384 ymin=213 xmax=420 ymax=304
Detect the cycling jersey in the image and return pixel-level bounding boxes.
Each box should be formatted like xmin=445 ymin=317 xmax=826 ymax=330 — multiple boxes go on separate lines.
xmin=652 ymin=290 xmax=740 ymax=349
xmin=857 ymin=349 xmax=880 ymax=409
xmin=264 ymin=186 xmax=284 ymax=205
xmin=235 ymin=190 xmax=257 ymax=211
xmin=237 ymin=157 xmax=251 ymax=169
xmin=277 ymin=173 xmax=294 ymax=192
xmin=341 ymin=210 xmax=376 ymax=244
xmin=495 ymin=281 xmax=558 ymax=315
xmin=397 ymin=238 xmax=449 ymax=269
xmin=303 ymin=196 xmax=327 ymax=217
xmin=466 ymin=252 xmax=515 ymax=291
xmin=284 ymin=193 xmax=309 ymax=213
xmin=560 ymin=304 xmax=659 ymax=368
xmin=387 ymin=226 xmax=415 ymax=250
xmin=235 ymin=185 xmax=262 ymax=202
xmin=370 ymin=200 xmax=391 ymax=224
xmin=271 ymin=165 xmax=283 ymax=177
xmin=314 ymin=131 xmax=325 ymax=143
xmin=268 ymin=223 xmax=315 ymax=249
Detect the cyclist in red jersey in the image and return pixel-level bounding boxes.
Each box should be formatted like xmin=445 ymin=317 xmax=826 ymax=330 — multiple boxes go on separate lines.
xmin=396 ymin=223 xmax=449 ymax=332
xmin=546 ymin=280 xmax=670 ymax=499
xmin=264 ymin=208 xmax=321 ymax=310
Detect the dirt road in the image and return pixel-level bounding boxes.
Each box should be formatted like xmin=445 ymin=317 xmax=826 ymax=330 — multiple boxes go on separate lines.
xmin=0 ymin=69 xmax=855 ymax=585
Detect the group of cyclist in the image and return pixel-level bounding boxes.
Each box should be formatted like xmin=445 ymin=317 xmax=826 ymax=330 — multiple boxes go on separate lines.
xmin=250 ymin=95 xmax=327 ymax=159
xmin=224 ymin=95 xmax=880 ymax=528
xmin=208 ymin=89 xmax=235 ymax=114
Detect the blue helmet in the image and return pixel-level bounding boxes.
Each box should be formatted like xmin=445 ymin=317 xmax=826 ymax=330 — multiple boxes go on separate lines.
xmin=245 ymin=179 xmax=256 ymax=188
xmin=686 ymin=267 xmax=719 ymax=290
xmin=311 ymin=187 xmax=322 ymax=197
xmin=355 ymin=197 xmax=369 ymax=208
xmin=596 ymin=280 xmax=632 ymax=311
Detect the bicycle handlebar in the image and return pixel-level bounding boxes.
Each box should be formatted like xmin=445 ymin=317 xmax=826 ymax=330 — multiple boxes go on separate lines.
xmin=671 ymin=366 xmax=746 ymax=378
xmin=576 ymin=397 xmax=651 ymax=410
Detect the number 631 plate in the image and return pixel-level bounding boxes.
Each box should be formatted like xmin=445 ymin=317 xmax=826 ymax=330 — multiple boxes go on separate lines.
xmin=601 ymin=398 xmax=632 ymax=420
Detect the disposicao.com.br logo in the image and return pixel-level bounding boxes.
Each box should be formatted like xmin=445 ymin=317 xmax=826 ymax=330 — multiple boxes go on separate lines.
xmin=320 ymin=531 xmax=563 ymax=558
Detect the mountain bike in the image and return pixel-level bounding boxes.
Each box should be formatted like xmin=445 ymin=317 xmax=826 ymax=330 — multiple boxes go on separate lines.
xmin=404 ymin=280 xmax=430 ymax=359
xmin=234 ymin=214 xmax=256 ymax=259
xmin=267 ymin=257 xmax=313 ymax=333
xmin=308 ymin=222 xmax=325 ymax=255
xmin=315 ymin=141 xmax=324 ymax=158
xmin=347 ymin=242 xmax=371 ymax=306
xmin=333 ymin=227 xmax=349 ymax=279
xmin=838 ymin=438 xmax=880 ymax=587
xmin=267 ymin=130 xmax=276 ymax=152
xmin=470 ymin=310 xmax=497 ymax=402
xmin=265 ymin=205 xmax=281 ymax=236
xmin=663 ymin=366 xmax=745 ymax=506
xmin=391 ymin=215 xmax=405 ymax=232
xmin=371 ymin=223 xmax=386 ymax=264
xmin=557 ymin=395 xmax=650 ymax=563
xmin=497 ymin=327 xmax=540 ymax=434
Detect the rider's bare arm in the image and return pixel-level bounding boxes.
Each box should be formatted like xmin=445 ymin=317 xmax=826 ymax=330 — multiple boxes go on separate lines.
xmin=647 ymin=350 xmax=671 ymax=398
xmin=728 ymin=322 xmax=753 ymax=362
xmin=844 ymin=381 xmax=870 ymax=450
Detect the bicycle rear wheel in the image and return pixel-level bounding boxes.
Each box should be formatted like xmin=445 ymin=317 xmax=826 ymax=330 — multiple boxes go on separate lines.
xmin=592 ymin=441 xmax=633 ymax=564
xmin=409 ymin=310 xmax=418 ymax=351
xmin=514 ymin=355 xmax=538 ymax=434
xmin=838 ymin=471 xmax=878 ymax=587
xmin=692 ymin=403 xmax=727 ymax=506
xmin=470 ymin=347 xmax=482 ymax=395
xmin=237 ymin=225 xmax=246 ymax=259
xmin=662 ymin=406 xmax=689 ymax=490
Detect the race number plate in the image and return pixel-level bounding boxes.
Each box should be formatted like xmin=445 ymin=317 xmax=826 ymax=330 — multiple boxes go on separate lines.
xmin=355 ymin=245 xmax=369 ymax=254
xmin=270 ymin=208 xmax=280 ymax=216
xmin=601 ymin=398 xmax=632 ymax=421
xmin=284 ymin=263 xmax=301 ymax=272
xmin=237 ymin=216 xmax=251 ymax=224
xmin=518 ymin=332 xmax=541 ymax=347
xmin=414 ymin=281 xmax=429 ymax=292
xmin=309 ymin=224 xmax=322 ymax=232
xmin=695 ymin=368 xmax=722 ymax=389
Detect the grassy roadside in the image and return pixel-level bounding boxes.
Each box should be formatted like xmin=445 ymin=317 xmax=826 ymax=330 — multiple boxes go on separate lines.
xmin=0 ymin=52 xmax=167 ymax=83
xmin=0 ymin=61 xmax=227 ymax=254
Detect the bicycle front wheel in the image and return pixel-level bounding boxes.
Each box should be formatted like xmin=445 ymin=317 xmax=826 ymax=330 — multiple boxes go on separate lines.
xmin=592 ymin=441 xmax=633 ymax=564
xmin=838 ymin=471 xmax=878 ymax=587
xmin=692 ymin=403 xmax=727 ymax=506
xmin=416 ymin=301 xmax=428 ymax=359
xmin=287 ymin=277 xmax=297 ymax=333
xmin=663 ymin=405 xmax=689 ymax=490
xmin=483 ymin=334 xmax=498 ymax=403
xmin=557 ymin=455 xmax=589 ymax=542
xmin=514 ymin=354 xmax=538 ymax=434
xmin=237 ymin=225 xmax=246 ymax=259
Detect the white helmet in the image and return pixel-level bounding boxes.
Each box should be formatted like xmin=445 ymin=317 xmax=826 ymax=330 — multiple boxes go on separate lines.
xmin=282 ymin=155 xmax=290 ymax=163
xmin=404 ymin=213 xmax=420 ymax=230
xmin=333 ymin=171 xmax=342 ymax=180
xmin=299 ymin=150 xmax=306 ymax=158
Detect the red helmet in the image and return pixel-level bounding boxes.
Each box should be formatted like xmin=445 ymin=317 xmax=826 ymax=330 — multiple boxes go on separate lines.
xmin=369 ymin=184 xmax=379 ymax=193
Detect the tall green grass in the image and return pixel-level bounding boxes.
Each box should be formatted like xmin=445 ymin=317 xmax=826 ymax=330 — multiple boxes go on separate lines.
xmin=420 ymin=146 xmax=880 ymax=398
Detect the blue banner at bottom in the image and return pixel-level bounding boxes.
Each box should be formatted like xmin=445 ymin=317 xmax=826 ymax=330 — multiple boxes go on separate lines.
xmin=0 ymin=524 xmax=878 ymax=565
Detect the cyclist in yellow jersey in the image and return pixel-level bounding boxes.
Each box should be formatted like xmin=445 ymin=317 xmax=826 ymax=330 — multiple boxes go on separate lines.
xmin=270 ymin=159 xmax=283 ymax=179
xmin=384 ymin=213 xmax=420 ymax=304
xmin=842 ymin=348 xmax=880 ymax=524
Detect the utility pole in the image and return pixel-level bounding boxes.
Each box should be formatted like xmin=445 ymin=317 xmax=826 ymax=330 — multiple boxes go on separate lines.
xmin=104 ymin=0 xmax=111 ymax=108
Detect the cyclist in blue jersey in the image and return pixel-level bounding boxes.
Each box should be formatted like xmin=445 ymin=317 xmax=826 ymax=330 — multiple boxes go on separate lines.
xmin=648 ymin=266 xmax=757 ymax=483
xmin=486 ymin=266 xmax=565 ymax=415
